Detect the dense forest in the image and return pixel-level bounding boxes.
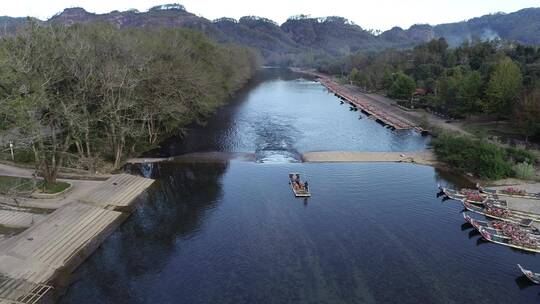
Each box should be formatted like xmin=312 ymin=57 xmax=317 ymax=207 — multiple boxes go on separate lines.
xmin=321 ymin=38 xmax=540 ymax=141
xmin=0 ymin=22 xmax=260 ymax=184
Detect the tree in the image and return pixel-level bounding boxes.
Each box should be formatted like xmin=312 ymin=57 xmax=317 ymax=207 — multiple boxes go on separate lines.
xmin=0 ymin=23 xmax=75 ymax=185
xmin=485 ymin=57 xmax=523 ymax=118
xmin=349 ymin=68 xmax=360 ymax=85
xmin=388 ymin=72 xmax=415 ymax=100
xmin=516 ymin=85 xmax=540 ymax=144
xmin=456 ymin=70 xmax=484 ymax=116
xmin=0 ymin=22 xmax=260 ymax=176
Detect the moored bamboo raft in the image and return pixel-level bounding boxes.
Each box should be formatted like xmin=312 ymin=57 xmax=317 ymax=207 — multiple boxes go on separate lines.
xmin=479 ymin=226 xmax=540 ymax=253
xmin=439 ymin=185 xmax=492 ymax=204
xmin=462 ymin=201 xmax=538 ymax=225
xmin=463 ymin=212 xmax=540 ymax=238
xmin=478 ymin=184 xmax=540 ymax=200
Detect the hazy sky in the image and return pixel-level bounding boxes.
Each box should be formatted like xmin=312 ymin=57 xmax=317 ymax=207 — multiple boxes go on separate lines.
xmin=2 ymin=0 xmax=540 ymax=30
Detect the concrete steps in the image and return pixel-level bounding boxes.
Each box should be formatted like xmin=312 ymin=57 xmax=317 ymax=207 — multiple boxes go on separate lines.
xmin=0 ymin=174 xmax=154 ymax=303
xmin=0 ymin=210 xmax=46 ymax=229
xmin=80 ymin=174 xmax=155 ymax=210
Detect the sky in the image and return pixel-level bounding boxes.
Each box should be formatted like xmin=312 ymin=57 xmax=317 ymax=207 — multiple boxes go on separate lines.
xmin=1 ymin=0 xmax=540 ymax=31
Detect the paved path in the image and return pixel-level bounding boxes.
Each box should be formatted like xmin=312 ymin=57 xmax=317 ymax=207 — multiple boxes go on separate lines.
xmin=0 ymin=164 xmax=103 ymax=210
xmin=0 ymin=164 xmax=33 ymax=178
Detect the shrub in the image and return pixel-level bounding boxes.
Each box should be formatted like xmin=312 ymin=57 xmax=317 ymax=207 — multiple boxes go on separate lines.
xmin=13 ymin=149 xmax=35 ymax=164
xmin=432 ymin=133 xmax=512 ymax=180
xmin=513 ymin=162 xmax=535 ymax=179
xmin=505 ymin=147 xmax=536 ymax=164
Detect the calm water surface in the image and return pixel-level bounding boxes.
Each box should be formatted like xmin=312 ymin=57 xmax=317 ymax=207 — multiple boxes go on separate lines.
xmin=158 ymin=68 xmax=429 ymax=160
xmin=60 ymin=69 xmax=540 ymax=303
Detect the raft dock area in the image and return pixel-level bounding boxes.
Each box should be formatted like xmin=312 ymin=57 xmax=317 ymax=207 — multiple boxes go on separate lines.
xmin=320 ymin=78 xmax=424 ymax=132
xmin=292 ymin=68 xmax=425 ymax=133
xmin=0 ymin=174 xmax=154 ymax=304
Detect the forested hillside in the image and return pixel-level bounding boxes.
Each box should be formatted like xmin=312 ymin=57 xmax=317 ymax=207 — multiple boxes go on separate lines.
xmin=0 ymin=22 xmax=260 ymax=183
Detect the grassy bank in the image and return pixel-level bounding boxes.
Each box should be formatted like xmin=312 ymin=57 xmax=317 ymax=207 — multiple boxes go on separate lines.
xmin=0 ymin=176 xmax=35 ymax=194
xmin=431 ymin=133 xmax=537 ymax=180
xmin=0 ymin=175 xmax=70 ymax=195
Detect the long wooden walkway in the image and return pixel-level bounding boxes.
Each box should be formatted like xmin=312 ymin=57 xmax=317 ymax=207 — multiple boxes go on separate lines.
xmin=0 ymin=174 xmax=154 ymax=304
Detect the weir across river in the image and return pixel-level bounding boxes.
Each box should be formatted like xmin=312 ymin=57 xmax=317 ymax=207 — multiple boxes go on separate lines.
xmin=127 ymin=150 xmax=436 ymax=166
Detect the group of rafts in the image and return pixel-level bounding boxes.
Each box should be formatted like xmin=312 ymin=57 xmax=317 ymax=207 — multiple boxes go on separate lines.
xmin=439 ymin=183 xmax=540 ymax=284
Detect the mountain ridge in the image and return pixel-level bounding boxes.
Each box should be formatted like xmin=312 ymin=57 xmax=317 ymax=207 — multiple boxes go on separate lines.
xmin=2 ymin=5 xmax=540 ymax=65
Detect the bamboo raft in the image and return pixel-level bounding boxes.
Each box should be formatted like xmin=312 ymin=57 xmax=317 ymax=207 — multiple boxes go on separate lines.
xmin=463 ymin=212 xmax=540 ymax=237
xmin=478 ymin=184 xmax=540 ymax=200
xmin=289 ymin=173 xmax=311 ymax=197
xmin=439 ymin=185 xmax=492 ymax=204
xmin=479 ymin=227 xmax=540 ymax=253
xmin=462 ymin=201 xmax=538 ymax=225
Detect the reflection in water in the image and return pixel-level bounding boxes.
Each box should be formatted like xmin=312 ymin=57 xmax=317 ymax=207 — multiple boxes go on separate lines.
xmin=60 ymin=162 xmax=229 ymax=304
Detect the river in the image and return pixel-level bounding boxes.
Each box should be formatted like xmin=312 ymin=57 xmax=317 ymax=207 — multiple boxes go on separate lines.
xmin=60 ymin=68 xmax=540 ymax=303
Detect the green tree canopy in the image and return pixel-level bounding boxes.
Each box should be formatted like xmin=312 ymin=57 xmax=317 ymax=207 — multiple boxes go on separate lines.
xmin=485 ymin=57 xmax=523 ymax=118
xmin=388 ymin=72 xmax=415 ymax=100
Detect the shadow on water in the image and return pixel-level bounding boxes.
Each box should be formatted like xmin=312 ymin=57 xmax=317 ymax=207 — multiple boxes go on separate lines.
xmin=515 ymin=276 xmax=539 ymax=290
xmin=470 ymin=230 xmax=482 ymax=239
xmin=59 ymin=161 xmax=229 ymax=304
xmin=475 ymin=236 xmax=489 ymax=245
xmin=461 ymin=223 xmax=473 ymax=231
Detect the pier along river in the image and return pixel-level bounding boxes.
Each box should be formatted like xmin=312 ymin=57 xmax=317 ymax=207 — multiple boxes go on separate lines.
xmin=61 ymin=69 xmax=540 ymax=303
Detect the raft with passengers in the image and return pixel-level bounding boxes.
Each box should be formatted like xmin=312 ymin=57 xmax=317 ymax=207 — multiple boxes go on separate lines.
xmin=289 ymin=173 xmax=311 ymax=197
